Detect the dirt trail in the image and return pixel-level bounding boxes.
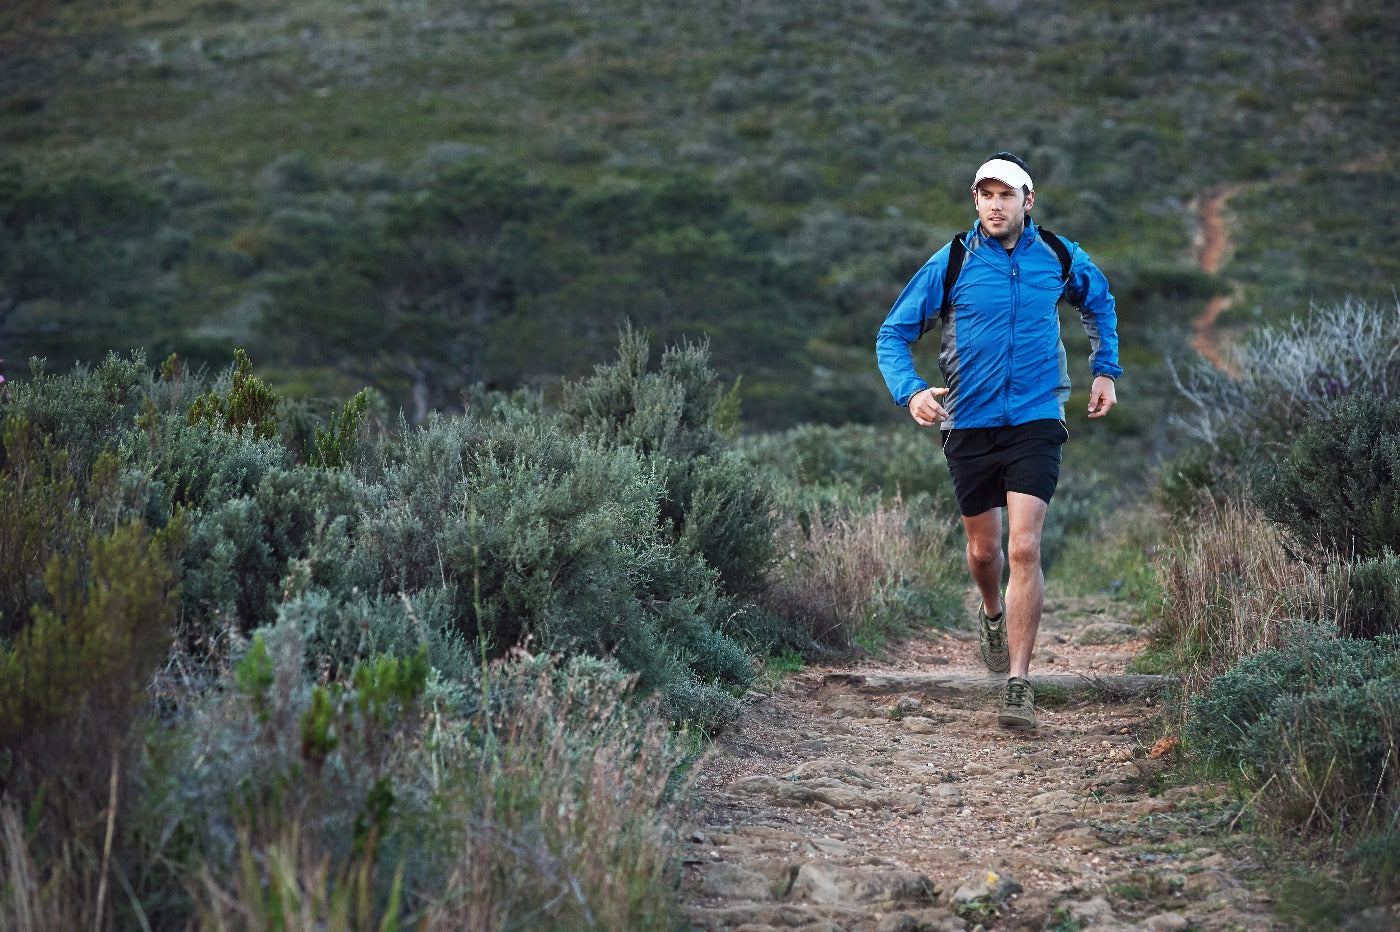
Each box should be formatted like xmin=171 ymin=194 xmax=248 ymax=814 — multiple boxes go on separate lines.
xmin=1191 ymin=188 xmax=1243 ymax=377
xmin=677 ymin=594 xmax=1279 ymax=930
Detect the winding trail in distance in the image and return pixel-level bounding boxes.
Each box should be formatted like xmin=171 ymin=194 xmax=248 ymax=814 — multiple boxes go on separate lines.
xmin=1191 ymin=187 xmax=1242 ymax=377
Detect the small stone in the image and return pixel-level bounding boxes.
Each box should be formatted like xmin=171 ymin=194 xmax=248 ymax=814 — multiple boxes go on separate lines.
xmin=699 ymin=862 xmax=773 ymax=901
xmin=892 ymin=696 xmax=923 ymax=716
xmin=1128 ymin=797 xmax=1177 ymax=817
xmin=824 ymin=696 xmax=878 ymax=718
xmin=1051 ymin=826 xmax=1104 ymax=848
xmin=947 ymin=868 xmax=1021 ymax=911
xmin=1066 ymin=895 xmax=1116 ymax=924
xmin=1140 ymin=913 xmax=1191 ymax=931
xmin=1194 ymin=852 xmax=1229 ymax=871
xmin=791 ymin=863 xmax=937 ymax=907
xmin=928 ymin=784 xmax=963 ymax=802
xmin=902 ymin=716 xmax=940 ymax=734
xmin=1076 ymin=621 xmax=1138 ymax=644
xmin=963 ymin=762 xmax=994 ymax=775
xmin=1183 ymin=869 xmax=1236 ymax=898
xmin=1029 ymin=789 xmax=1078 ymax=811
xmin=1344 ymin=906 xmax=1395 ymax=931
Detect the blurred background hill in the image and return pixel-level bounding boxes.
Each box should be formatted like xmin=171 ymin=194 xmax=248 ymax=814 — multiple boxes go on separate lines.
xmin=2 ymin=0 xmax=1396 ymax=443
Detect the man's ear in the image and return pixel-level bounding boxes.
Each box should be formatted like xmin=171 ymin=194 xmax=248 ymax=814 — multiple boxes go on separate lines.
xmin=1025 ymin=191 xmax=1035 ymax=211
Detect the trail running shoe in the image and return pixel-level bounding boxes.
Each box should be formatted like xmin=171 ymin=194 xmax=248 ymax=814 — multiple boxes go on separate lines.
xmin=998 ymin=676 xmax=1036 ymax=729
xmin=978 ymin=602 xmax=1009 ymax=674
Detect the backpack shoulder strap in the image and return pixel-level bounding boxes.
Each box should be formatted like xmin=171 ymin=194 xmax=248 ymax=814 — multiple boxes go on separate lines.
xmin=918 ymin=233 xmax=966 ymax=338
xmin=1038 ymin=227 xmax=1074 ymax=286
xmin=941 ymin=232 xmax=968 ymax=312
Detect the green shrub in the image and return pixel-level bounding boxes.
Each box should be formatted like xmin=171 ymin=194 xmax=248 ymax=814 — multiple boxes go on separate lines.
xmin=762 ymin=492 xmax=962 ymax=651
xmin=0 ymin=519 xmax=181 ymax=849
xmin=736 ymin=422 xmax=953 ymax=503
xmin=156 ymin=643 xmax=684 ymax=930
xmin=1051 ymin=503 xmax=1164 ymax=604
xmin=1187 ymin=631 xmax=1400 ymax=836
xmin=139 ymin=620 xmax=431 ymax=922
xmin=280 ymin=587 xmax=476 ymax=685
xmin=1254 ymin=391 xmax=1400 ymax=563
xmin=186 ymin=348 xmax=281 ymax=441
xmin=1343 ymin=552 xmax=1400 ymax=639
xmin=1039 ymin=469 xmax=1109 ymax=573
xmin=353 ymin=405 xmax=753 ymax=731
xmin=0 ymin=415 xmax=79 ymax=640
xmin=181 ymin=465 xmax=366 ymax=635
xmin=310 ymin=388 xmax=370 ymax=468
xmin=0 ymin=351 xmax=150 ymax=472
xmin=560 ymin=329 xmax=776 ymax=598
xmin=1346 ymin=831 xmax=1400 ymax=891
xmin=139 ymin=413 xmax=291 ymax=513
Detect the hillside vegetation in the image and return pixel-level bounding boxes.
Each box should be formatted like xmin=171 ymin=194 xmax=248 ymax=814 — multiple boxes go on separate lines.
xmin=2 ymin=0 xmax=1396 ymax=428
xmin=3 ymin=0 xmax=1400 ymax=927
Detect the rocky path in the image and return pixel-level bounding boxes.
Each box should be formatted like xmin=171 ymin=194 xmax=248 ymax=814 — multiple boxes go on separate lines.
xmin=677 ymin=594 xmax=1278 ymax=931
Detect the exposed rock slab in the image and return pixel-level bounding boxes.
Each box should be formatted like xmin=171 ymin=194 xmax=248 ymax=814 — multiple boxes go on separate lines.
xmin=821 ymin=671 xmax=1176 ymax=701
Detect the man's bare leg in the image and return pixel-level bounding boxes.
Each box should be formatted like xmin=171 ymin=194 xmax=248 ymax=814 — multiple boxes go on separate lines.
xmin=962 ymin=507 xmax=1005 ymax=618
xmin=1003 ymin=491 xmax=1049 ymax=679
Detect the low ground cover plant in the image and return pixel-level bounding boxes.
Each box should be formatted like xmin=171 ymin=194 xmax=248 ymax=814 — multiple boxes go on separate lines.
xmin=1154 ymin=298 xmax=1400 ymax=908
xmin=0 ymin=340 xmax=760 ymax=926
xmin=0 ymin=334 xmax=968 ymax=927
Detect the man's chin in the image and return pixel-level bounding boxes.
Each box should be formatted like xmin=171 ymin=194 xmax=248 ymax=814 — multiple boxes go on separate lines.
xmin=984 ymin=222 xmax=1022 ymax=243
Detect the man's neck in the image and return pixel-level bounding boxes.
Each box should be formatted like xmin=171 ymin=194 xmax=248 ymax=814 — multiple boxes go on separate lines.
xmin=981 ymin=217 xmax=1029 ymax=252
xmin=983 ymin=227 xmax=1021 ymax=252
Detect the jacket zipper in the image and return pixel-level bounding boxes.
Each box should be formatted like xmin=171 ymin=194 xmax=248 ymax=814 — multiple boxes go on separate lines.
xmin=1004 ymin=244 xmax=1018 ymax=424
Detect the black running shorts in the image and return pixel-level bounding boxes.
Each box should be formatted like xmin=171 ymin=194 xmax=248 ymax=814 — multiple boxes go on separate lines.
xmin=941 ymin=419 xmax=1069 ymax=517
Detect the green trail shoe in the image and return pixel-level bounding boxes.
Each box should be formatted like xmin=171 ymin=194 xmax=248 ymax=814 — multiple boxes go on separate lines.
xmin=978 ymin=602 xmax=1009 ymax=674
xmin=998 ymin=677 xmax=1036 ymax=729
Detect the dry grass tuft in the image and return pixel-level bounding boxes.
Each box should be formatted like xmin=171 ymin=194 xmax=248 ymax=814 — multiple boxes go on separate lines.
xmin=1156 ymin=499 xmax=1347 ymax=694
xmin=190 ymin=657 xmax=683 ymax=931
xmin=763 ymin=495 xmax=958 ymax=650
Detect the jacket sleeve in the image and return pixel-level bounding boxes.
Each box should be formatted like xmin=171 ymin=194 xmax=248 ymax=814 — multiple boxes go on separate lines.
xmin=876 ymin=249 xmax=947 ymax=407
xmin=1065 ymin=243 xmax=1123 ymax=381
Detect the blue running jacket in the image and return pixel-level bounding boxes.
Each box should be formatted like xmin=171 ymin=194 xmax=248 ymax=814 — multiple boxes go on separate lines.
xmin=876 ymin=219 xmax=1122 ymax=429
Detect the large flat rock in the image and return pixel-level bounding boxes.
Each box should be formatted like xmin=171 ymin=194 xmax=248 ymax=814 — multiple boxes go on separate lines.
xmin=820 ymin=671 xmax=1176 ymax=701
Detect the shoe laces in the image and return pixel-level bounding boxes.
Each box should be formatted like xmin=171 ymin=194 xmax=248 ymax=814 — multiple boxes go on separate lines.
xmin=1005 ymin=678 xmax=1031 ymax=707
xmin=984 ymin=614 xmax=1005 ymax=651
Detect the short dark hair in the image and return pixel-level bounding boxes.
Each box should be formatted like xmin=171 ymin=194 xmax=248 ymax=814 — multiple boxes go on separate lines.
xmin=988 ymin=151 xmax=1031 ymax=173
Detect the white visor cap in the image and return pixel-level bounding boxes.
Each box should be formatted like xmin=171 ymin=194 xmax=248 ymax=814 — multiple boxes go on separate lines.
xmin=972 ymin=158 xmax=1034 ymax=193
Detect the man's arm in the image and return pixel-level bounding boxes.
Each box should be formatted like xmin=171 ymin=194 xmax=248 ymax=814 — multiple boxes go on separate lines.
xmin=1064 ymin=242 xmax=1123 ymax=385
xmin=1062 ymin=241 xmax=1121 ymax=418
xmin=875 ymin=249 xmax=948 ymax=407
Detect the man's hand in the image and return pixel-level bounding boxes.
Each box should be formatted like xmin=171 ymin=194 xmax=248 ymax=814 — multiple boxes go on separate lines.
xmin=909 ymin=386 xmax=950 ymax=426
xmin=1087 ymin=375 xmax=1117 ymax=418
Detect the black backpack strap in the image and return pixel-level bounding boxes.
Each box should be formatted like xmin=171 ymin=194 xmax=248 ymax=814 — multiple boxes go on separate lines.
xmin=920 ymin=233 xmax=966 ymax=338
xmin=1037 ymin=227 xmax=1075 ymax=299
xmin=942 ymin=232 xmax=968 ymax=312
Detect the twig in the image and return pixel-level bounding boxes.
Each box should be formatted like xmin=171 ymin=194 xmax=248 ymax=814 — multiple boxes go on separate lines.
xmin=94 ymin=748 xmax=120 ymax=932
xmin=1227 ymin=772 xmax=1277 ymax=833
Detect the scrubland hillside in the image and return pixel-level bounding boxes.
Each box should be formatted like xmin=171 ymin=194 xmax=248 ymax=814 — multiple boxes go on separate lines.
xmin=2 ymin=0 xmax=1399 ymax=927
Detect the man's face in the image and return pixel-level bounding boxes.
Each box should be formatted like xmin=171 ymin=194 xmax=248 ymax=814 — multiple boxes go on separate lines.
xmin=973 ymin=179 xmax=1034 ymax=244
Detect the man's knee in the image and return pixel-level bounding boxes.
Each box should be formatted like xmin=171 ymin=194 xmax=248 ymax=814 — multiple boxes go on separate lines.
xmin=967 ymin=537 xmax=1003 ymax=569
xmin=1007 ymin=532 xmax=1042 ymax=568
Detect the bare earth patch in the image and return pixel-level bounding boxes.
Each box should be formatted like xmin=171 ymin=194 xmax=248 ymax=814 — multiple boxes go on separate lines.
xmin=678 ymin=593 xmax=1280 ymax=931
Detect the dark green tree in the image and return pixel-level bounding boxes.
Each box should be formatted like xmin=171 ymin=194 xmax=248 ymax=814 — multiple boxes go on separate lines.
xmin=0 ymin=165 xmax=186 ymax=369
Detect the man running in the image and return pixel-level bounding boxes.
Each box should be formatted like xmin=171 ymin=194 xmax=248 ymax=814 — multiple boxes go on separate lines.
xmin=875 ymin=151 xmax=1122 ymax=728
